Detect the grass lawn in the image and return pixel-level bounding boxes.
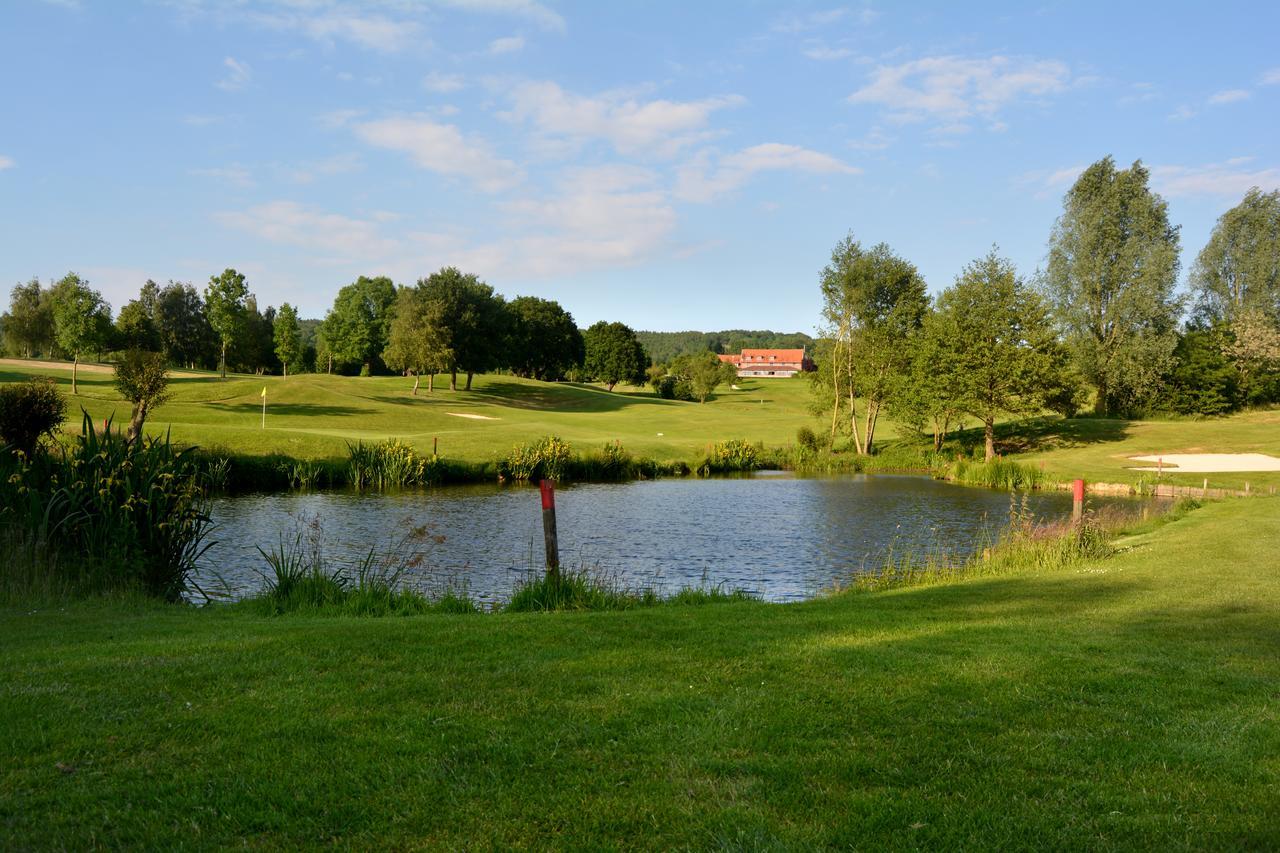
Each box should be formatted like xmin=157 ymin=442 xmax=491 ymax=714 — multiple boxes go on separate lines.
xmin=0 ymin=360 xmax=834 ymax=464
xmin=2 ymin=497 xmax=1278 ymax=848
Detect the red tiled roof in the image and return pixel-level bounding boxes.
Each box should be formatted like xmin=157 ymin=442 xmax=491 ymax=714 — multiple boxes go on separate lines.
xmin=739 ymin=348 xmax=807 ymax=361
xmin=717 ymin=354 xmax=741 ymax=364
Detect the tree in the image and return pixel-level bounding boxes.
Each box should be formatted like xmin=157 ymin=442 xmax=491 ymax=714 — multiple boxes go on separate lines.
xmin=155 ymin=282 xmax=215 ymax=369
xmin=933 ymin=250 xmax=1068 ymax=461
xmin=666 ymin=351 xmax=735 ymax=403
xmin=0 ymin=377 xmax=66 ymax=456
xmin=583 ymin=321 xmax=647 ymax=391
xmin=116 ymin=283 xmax=162 ymax=352
xmin=113 ymin=349 xmax=172 ymax=445
xmin=204 ymin=268 xmax=249 ymax=379
xmin=2 ymin=279 xmax=55 ymax=358
xmin=318 ymin=276 xmax=397 ymax=375
xmin=414 ymin=267 xmax=507 ymax=391
xmin=234 ymin=296 xmax=277 ymax=374
xmin=506 ymin=296 xmax=585 ymax=381
xmin=892 ymin=311 xmax=967 ymax=452
xmin=1190 ymin=188 xmax=1280 ymax=326
xmin=50 ymin=273 xmax=110 ymax=394
xmin=1219 ymin=308 xmax=1280 ymax=404
xmin=383 ymin=285 xmax=452 ymax=394
xmin=817 ymin=236 xmax=928 ymax=454
xmin=1159 ymin=328 xmax=1240 ymax=415
xmin=1044 ymin=157 xmax=1182 ymax=416
xmin=273 ymin=303 xmax=303 ymax=378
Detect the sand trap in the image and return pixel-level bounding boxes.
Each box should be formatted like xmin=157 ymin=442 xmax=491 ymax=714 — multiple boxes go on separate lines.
xmin=446 ymin=412 xmax=499 ymax=421
xmin=1129 ymin=453 xmax=1280 ymax=473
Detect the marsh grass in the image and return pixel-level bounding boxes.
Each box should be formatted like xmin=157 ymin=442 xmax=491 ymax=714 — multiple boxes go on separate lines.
xmin=244 ymin=515 xmax=477 ymax=616
xmin=506 ymin=564 xmax=756 ymax=612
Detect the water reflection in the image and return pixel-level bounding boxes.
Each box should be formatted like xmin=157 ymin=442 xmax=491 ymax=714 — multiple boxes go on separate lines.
xmin=200 ymin=474 xmax=1137 ymax=604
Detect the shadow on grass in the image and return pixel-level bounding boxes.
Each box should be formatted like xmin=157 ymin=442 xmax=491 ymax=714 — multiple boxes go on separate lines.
xmin=982 ymin=416 xmax=1132 ymax=455
xmin=208 ymin=401 xmax=368 ymax=417
xmin=473 ymin=380 xmax=676 ymax=413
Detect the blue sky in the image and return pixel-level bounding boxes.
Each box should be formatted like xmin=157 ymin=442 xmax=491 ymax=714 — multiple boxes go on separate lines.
xmin=2 ymin=1 xmax=1278 ymax=332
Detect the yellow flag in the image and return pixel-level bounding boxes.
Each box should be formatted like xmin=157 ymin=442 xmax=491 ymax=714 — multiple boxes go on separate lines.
xmin=261 ymin=387 xmax=267 ymax=398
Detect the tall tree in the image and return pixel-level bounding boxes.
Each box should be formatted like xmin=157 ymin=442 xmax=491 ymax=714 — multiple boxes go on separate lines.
xmin=506 ymin=296 xmax=585 ymax=381
xmin=383 ymin=285 xmax=452 ymax=394
xmin=273 ymin=303 xmax=303 ymax=378
xmin=935 ymin=250 xmax=1068 ymax=461
xmin=116 ymin=281 xmax=162 ymax=352
xmin=2 ymin=278 xmax=55 ymax=358
xmin=318 ymin=276 xmax=397 ymax=375
xmin=817 ymin=236 xmax=928 ymax=454
xmin=113 ymin=349 xmax=172 ymax=445
xmin=1190 ymin=188 xmax=1280 ymax=325
xmin=155 ymin=282 xmax=214 ymax=369
xmin=204 ymin=268 xmax=249 ymax=379
xmin=583 ymin=321 xmax=647 ymax=391
xmin=415 ymin=267 xmax=506 ymax=391
xmin=1044 ymin=157 xmax=1182 ymax=416
xmin=892 ymin=311 xmax=967 ymax=453
xmin=50 ymin=273 xmax=110 ymax=394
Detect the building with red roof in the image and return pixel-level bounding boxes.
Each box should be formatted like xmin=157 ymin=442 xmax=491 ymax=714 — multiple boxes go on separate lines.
xmin=717 ymin=348 xmax=813 ymax=378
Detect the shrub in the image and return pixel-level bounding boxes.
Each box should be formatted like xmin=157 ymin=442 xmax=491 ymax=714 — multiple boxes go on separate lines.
xmin=796 ymin=426 xmax=820 ymax=453
xmin=499 ymin=435 xmax=573 ymax=482
xmin=0 ymin=378 xmax=66 ymax=456
xmin=113 ymin=349 xmax=172 ymax=444
xmin=696 ymin=439 xmax=759 ymax=475
xmin=347 ymin=439 xmax=443 ymax=489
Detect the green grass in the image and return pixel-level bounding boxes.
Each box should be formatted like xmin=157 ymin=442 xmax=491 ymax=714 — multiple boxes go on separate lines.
xmin=0 ymin=359 xmax=837 ymax=466
xmin=2 ymin=496 xmax=1278 ymax=847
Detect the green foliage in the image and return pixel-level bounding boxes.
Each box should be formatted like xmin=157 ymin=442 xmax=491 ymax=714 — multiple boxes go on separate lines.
xmin=697 ymin=438 xmax=759 ymax=475
xmin=817 ymin=235 xmax=928 ymax=454
xmin=1 ymin=278 xmax=55 ymax=358
xmin=1044 ymin=157 xmax=1183 ymax=416
xmin=947 ymin=456 xmax=1054 ymax=491
xmin=583 ymin=320 xmax=648 ymax=390
xmin=113 ymin=349 xmax=172 ymax=442
xmin=273 ymin=303 xmax=303 ymax=376
xmin=383 ymin=283 xmax=452 ymax=392
xmin=796 ymin=425 xmax=821 ymax=453
xmin=155 ymin=282 xmax=215 ymax=369
xmin=0 ymin=412 xmax=213 ymax=601
xmin=49 ymin=273 xmax=111 ymax=391
xmin=506 ymin=295 xmax=585 ymax=381
xmin=0 ymin=377 xmax=67 ymax=456
xmin=1190 ymin=187 xmax=1280 ymax=326
xmin=319 ymin=276 xmax=397 ymax=374
xmin=634 ymin=329 xmax=814 ymax=364
xmin=115 ymin=288 xmax=162 ymax=352
xmin=347 ymin=439 xmax=445 ymax=489
xmin=499 ymin=435 xmax=573 ymax=482
xmin=1158 ymin=328 xmax=1240 ymax=415
xmin=506 ymin=567 xmax=756 ymax=612
xmin=204 ymin=268 xmax=249 ymax=378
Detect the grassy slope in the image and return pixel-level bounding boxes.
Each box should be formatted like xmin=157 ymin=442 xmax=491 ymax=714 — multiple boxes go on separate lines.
xmin=2 ymin=497 xmax=1278 ymax=848
xmin=0 ymin=362 xmax=834 ymax=464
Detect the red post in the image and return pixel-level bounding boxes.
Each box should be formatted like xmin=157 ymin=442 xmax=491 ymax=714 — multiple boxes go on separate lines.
xmin=540 ymin=480 xmax=560 ymax=581
xmin=1072 ymin=478 xmax=1085 ymax=525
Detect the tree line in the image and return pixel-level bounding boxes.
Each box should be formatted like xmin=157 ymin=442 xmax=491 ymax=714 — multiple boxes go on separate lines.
xmin=0 ymin=265 xmax=655 ymax=393
xmin=815 ymin=156 xmax=1280 ymax=460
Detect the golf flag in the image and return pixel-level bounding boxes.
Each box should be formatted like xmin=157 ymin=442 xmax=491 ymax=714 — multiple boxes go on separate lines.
xmin=260 ymin=386 xmax=267 ymax=429
xmin=261 ymin=387 xmax=267 ymax=398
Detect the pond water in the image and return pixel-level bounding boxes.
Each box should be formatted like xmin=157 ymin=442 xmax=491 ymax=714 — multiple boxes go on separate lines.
xmin=198 ymin=474 xmax=1143 ymax=605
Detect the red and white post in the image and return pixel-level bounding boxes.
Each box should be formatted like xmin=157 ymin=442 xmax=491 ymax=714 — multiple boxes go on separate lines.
xmin=1072 ymin=478 xmax=1085 ymax=526
xmin=540 ymin=479 xmax=560 ymax=581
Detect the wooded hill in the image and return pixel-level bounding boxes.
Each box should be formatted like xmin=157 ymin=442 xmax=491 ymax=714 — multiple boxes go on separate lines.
xmin=635 ymin=330 xmax=815 ymax=364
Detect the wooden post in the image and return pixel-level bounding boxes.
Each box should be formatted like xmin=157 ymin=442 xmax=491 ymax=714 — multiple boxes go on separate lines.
xmin=1072 ymin=478 xmax=1085 ymax=526
xmin=433 ymin=436 xmax=438 ymax=456
xmin=1203 ymin=478 xmax=1208 ymax=498
xmin=540 ymin=479 xmax=560 ymax=582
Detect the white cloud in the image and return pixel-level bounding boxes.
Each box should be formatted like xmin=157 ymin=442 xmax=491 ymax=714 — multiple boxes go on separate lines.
xmin=435 ymin=0 xmax=564 ymax=32
xmin=286 ymin=152 xmax=363 ymax=184
xmin=676 ymin=143 xmax=860 ymax=202
xmin=1168 ymin=105 xmax=1196 ymax=121
xmin=190 ymin=165 xmax=255 ymax=188
xmin=316 ymin=109 xmax=363 ymax=129
xmin=216 ymin=56 xmax=252 ymax=91
xmin=848 ymin=54 xmax=1071 ymax=126
xmin=848 ymin=126 xmax=892 ymax=151
xmin=1150 ymin=160 xmax=1280 ymax=198
xmin=353 ymin=116 xmax=523 ymax=192
xmin=488 ymin=35 xmax=525 ymax=54
xmin=0 ymin=155 xmax=14 ymax=170
xmin=773 ymin=7 xmax=875 ymax=33
xmin=1208 ymin=88 xmax=1250 ymax=105
xmin=423 ymin=71 xmax=465 ymax=93
xmin=803 ymin=45 xmax=854 ymax=61
xmin=501 ymin=81 xmax=746 ymax=158
xmin=1262 ymin=68 xmax=1280 ymax=86
xmin=214 ymin=201 xmax=398 ymax=260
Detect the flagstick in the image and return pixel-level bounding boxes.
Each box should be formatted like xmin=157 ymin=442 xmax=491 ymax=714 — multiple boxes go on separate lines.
xmin=261 ymin=389 xmax=266 ymax=429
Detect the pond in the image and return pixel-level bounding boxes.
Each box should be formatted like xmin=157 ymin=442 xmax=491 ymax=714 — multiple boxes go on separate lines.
xmin=198 ymin=474 xmax=1144 ymax=605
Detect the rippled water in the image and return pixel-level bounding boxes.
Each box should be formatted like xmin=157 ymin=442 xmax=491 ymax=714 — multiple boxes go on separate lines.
xmin=200 ymin=474 xmax=1137 ymax=604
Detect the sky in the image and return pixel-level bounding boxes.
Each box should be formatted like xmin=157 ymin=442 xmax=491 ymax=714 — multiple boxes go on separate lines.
xmin=1 ymin=1 xmax=1278 ymax=333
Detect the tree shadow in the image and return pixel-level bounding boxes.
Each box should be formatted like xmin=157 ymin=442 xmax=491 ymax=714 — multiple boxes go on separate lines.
xmin=208 ymin=402 xmax=367 ymax=417
xmin=472 ymin=380 xmax=677 ymax=413
xmin=986 ymin=416 xmax=1133 ymax=455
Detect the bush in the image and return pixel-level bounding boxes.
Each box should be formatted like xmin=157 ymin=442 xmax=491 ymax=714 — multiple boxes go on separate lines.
xmin=796 ymin=426 xmax=820 ymax=453
xmin=347 ymin=439 xmax=444 ymax=488
xmin=499 ymin=435 xmax=573 ymax=482
xmin=697 ymin=439 xmax=759 ymax=475
xmin=113 ymin=349 xmax=172 ymax=443
xmin=0 ymin=378 xmax=67 ymax=456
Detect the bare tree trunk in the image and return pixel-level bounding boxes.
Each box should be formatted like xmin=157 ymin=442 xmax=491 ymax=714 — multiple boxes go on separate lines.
xmin=412 ymin=372 xmax=420 ymax=396
xmin=126 ymin=402 xmax=147 ymax=446
xmin=428 ymin=373 xmax=434 ymax=393
xmin=72 ymin=354 xmax=79 ymax=395
xmin=984 ymin=418 xmax=996 ymax=462
xmin=863 ymin=400 xmax=878 ymax=456
xmin=450 ymin=367 xmax=457 ymax=391
xmin=465 ymin=371 xmax=474 ymax=391
xmin=283 ymin=363 xmax=288 ymax=378
xmin=219 ymin=341 xmax=227 ymax=379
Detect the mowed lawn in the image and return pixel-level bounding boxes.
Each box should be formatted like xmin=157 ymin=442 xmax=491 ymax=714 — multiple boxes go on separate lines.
xmin=0 ymin=360 xmax=834 ymax=463
xmin=1 ymin=497 xmax=1277 ymax=848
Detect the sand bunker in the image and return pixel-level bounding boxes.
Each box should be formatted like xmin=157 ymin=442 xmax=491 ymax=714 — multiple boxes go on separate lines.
xmin=446 ymin=412 xmax=499 ymax=421
xmin=1129 ymin=453 xmax=1280 ymax=473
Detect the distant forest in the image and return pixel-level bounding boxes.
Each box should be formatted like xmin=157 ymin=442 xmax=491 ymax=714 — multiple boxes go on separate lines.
xmin=635 ymin=330 xmax=815 ymax=364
